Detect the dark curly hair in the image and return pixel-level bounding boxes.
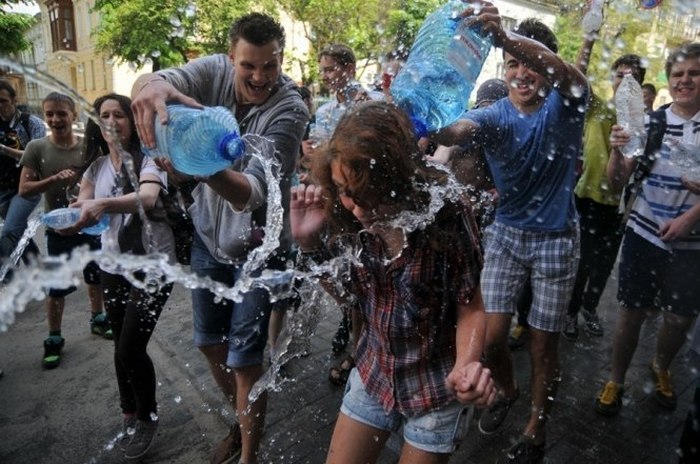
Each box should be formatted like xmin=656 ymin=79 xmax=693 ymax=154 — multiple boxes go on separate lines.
xmin=228 ymin=12 xmax=285 ymax=49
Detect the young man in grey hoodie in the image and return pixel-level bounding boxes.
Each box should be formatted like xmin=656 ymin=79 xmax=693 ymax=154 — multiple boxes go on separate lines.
xmin=131 ymin=12 xmax=309 ymax=464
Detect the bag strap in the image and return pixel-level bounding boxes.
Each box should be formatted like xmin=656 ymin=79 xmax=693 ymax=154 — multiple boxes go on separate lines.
xmin=620 ymin=106 xmax=668 ymax=226
xmin=19 ymin=112 xmax=31 ymax=137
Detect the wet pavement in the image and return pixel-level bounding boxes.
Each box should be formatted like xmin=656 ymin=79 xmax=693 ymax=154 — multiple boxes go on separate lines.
xmin=0 ymin=260 xmax=694 ymax=464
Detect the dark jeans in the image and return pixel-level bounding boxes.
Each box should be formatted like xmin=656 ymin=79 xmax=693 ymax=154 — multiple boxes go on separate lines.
xmin=568 ymin=196 xmax=622 ymax=317
xmin=102 ymin=271 xmax=173 ymax=421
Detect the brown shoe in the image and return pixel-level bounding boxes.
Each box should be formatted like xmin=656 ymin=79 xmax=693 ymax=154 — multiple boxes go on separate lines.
xmin=210 ymin=423 xmax=242 ymax=464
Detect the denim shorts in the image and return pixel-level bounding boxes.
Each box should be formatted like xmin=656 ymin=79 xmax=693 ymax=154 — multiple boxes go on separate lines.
xmin=340 ymin=368 xmax=472 ymax=454
xmin=618 ymin=229 xmax=700 ymax=317
xmin=190 ymin=233 xmax=272 ymax=368
xmin=45 ymin=230 xmax=101 ymax=297
xmin=481 ymin=221 xmax=580 ymax=332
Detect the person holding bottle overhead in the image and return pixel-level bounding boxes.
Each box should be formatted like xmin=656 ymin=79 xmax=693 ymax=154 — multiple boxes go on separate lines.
xmin=65 ymin=93 xmax=175 ymax=462
xmin=596 ymin=42 xmax=700 ymax=419
xmin=434 ymin=4 xmax=588 ymax=462
xmin=130 ymin=12 xmax=308 ymax=464
xmin=291 ymin=101 xmax=495 ymax=464
xmin=18 ymin=92 xmax=108 ymax=370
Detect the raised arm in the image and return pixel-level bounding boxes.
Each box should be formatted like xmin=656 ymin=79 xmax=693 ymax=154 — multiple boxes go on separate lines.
xmin=606 ymin=124 xmax=636 ymax=192
xmin=467 ymin=1 xmax=588 ymax=99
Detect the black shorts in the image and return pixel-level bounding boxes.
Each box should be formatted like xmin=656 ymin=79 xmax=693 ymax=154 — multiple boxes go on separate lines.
xmin=618 ymin=229 xmax=700 ymax=317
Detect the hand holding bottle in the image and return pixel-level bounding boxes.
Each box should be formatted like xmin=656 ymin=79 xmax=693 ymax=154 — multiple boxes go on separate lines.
xmin=460 ymin=1 xmax=506 ymax=47
xmin=131 ymin=74 xmax=203 ymax=149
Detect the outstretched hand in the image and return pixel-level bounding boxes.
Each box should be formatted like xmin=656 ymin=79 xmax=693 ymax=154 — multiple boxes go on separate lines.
xmin=446 ymin=361 xmax=497 ymax=408
xmin=290 ymin=183 xmax=327 ymax=251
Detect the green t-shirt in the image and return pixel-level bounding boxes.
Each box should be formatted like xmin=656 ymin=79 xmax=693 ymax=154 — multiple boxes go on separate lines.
xmin=20 ymin=136 xmax=83 ymax=212
xmin=574 ymin=93 xmax=620 ymax=206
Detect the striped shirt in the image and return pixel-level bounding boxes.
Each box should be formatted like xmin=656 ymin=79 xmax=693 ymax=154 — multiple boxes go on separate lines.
xmin=350 ymin=201 xmax=482 ymax=417
xmin=628 ymin=107 xmax=700 ymax=251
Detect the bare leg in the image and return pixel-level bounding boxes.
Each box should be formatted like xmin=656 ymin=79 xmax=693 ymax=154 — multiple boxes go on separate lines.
xmin=654 ymin=312 xmax=694 ymax=372
xmin=398 ymin=443 xmax=449 ymax=464
xmin=483 ymin=313 xmax=518 ymax=397
xmin=87 ymin=283 xmax=104 ymax=315
xmin=523 ymin=328 xmax=560 ymax=443
xmin=200 ymin=344 xmax=266 ymax=464
xmin=46 ymin=296 xmax=65 ymax=333
xmin=325 ymin=413 xmax=390 ymax=464
xmin=610 ymin=307 xmax=649 ymax=384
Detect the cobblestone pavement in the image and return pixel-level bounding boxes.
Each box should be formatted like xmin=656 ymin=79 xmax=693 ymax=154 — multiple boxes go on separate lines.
xmin=0 ymin=266 xmax=694 ymax=464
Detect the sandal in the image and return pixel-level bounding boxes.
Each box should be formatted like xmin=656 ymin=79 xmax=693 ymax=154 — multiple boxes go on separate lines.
xmin=329 ymin=355 xmax=355 ymax=386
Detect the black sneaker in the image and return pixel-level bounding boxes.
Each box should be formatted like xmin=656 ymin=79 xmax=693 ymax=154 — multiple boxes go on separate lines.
xmin=118 ymin=416 xmax=137 ymax=452
xmin=562 ymin=315 xmax=578 ymax=341
xmin=497 ymin=436 xmax=545 ymax=464
xmin=478 ymin=386 xmax=520 ymax=434
xmin=582 ymin=310 xmax=604 ymax=337
xmin=125 ymin=418 xmax=158 ymax=461
xmin=90 ymin=313 xmax=113 ymax=340
xmin=42 ymin=336 xmax=65 ymax=369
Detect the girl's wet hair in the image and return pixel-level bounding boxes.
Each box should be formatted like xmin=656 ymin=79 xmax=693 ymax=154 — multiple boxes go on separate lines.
xmin=312 ymin=101 xmax=447 ymax=236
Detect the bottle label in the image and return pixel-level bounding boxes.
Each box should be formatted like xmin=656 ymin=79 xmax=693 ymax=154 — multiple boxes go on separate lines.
xmin=448 ymin=23 xmax=489 ymax=84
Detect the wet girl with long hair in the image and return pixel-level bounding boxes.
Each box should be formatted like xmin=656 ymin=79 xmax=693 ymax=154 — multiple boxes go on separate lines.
xmin=291 ymin=101 xmax=496 ymax=463
xmin=67 ymin=93 xmax=174 ymax=461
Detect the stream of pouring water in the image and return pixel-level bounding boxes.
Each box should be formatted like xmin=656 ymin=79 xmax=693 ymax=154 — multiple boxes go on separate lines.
xmin=0 ymin=59 xmax=481 ymax=454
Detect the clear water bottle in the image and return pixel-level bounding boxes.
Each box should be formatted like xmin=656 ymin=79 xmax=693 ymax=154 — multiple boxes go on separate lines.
xmin=42 ymin=208 xmax=110 ymax=235
xmin=615 ymin=75 xmax=647 ymax=158
xmin=582 ymin=0 xmax=604 ymax=35
xmin=145 ymin=104 xmax=245 ymax=177
xmin=390 ymin=0 xmax=492 ymax=137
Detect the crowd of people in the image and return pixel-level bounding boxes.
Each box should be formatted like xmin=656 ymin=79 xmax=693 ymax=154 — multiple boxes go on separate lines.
xmin=0 ymin=1 xmax=699 ymax=463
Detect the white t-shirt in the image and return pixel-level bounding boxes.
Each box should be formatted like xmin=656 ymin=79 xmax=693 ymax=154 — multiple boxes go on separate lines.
xmin=628 ymin=108 xmax=700 ymax=251
xmin=84 ymin=155 xmax=175 ymax=260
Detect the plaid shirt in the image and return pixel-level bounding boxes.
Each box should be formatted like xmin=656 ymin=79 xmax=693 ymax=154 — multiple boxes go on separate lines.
xmin=350 ymin=201 xmax=483 ymax=417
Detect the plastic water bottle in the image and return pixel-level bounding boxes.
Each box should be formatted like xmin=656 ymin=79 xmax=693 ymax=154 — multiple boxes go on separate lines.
xmin=582 ymin=0 xmax=604 ymax=35
xmin=615 ymin=74 xmax=647 ymax=158
xmin=390 ymin=0 xmax=492 ymax=137
xmin=41 ymin=208 xmax=110 ymax=235
xmin=145 ymin=104 xmax=245 ymax=177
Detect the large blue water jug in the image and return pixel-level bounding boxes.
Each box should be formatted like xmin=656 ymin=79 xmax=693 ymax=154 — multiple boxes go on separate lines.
xmin=42 ymin=208 xmax=110 ymax=235
xmin=146 ymin=105 xmax=245 ymax=177
xmin=390 ymin=0 xmax=492 ymax=137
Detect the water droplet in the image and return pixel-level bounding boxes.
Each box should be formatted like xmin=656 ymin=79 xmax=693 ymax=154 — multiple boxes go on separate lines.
xmin=169 ymin=15 xmax=181 ymax=27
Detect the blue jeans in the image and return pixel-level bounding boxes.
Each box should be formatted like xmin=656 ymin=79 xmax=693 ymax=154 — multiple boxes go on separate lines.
xmin=190 ymin=232 xmax=272 ymax=368
xmin=0 ymin=187 xmax=40 ymax=262
xmin=340 ymin=369 xmax=472 ymax=454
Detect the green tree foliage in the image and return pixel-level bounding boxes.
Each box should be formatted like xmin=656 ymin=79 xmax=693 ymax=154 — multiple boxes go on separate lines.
xmin=554 ymin=0 xmax=686 ymax=99
xmin=93 ymin=0 xmax=269 ymax=71
xmin=276 ymin=0 xmax=438 ymax=85
xmin=0 ymin=12 xmax=35 ymax=56
xmin=93 ymin=0 xmax=198 ymax=71
xmin=0 ymin=0 xmax=28 ymax=10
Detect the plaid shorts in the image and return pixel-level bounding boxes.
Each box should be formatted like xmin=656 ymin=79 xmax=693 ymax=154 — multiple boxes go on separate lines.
xmin=481 ymin=221 xmax=580 ymax=332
